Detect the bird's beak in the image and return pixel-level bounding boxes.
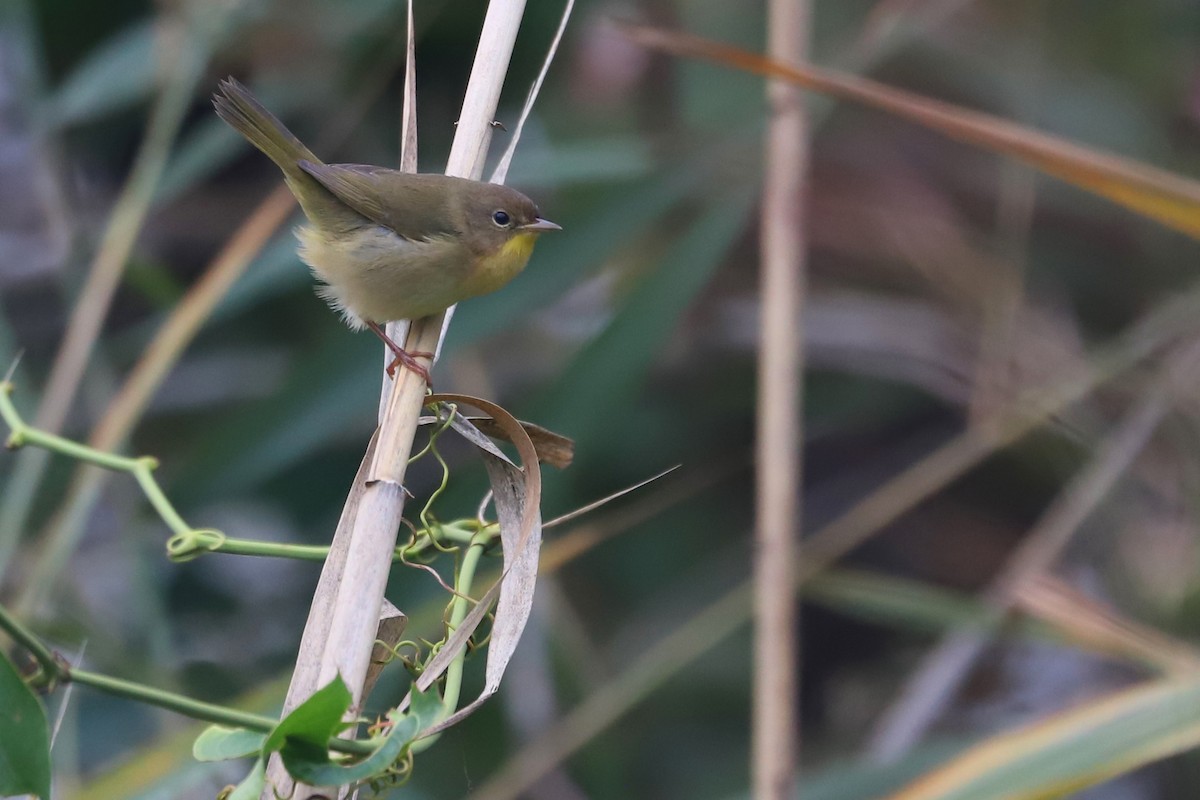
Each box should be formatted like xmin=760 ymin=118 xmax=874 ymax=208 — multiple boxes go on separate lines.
xmin=520 ymin=218 xmax=562 ymax=233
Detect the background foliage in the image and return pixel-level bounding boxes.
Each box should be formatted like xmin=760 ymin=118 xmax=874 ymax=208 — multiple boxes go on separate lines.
xmin=3 ymin=0 xmax=1200 ymax=797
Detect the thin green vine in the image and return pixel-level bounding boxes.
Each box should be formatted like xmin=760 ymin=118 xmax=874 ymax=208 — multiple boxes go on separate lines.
xmin=1 ymin=382 xmax=200 ymax=540
xmin=0 ymin=380 xmax=513 ymax=765
xmin=0 ymin=600 xmax=383 ymax=755
xmin=417 ymin=403 xmax=460 ymax=554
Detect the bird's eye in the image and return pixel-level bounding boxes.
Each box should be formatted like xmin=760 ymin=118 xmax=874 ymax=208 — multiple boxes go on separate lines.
xmin=491 ymin=210 xmax=512 ymax=228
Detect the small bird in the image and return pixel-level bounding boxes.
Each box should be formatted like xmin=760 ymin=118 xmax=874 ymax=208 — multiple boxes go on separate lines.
xmin=212 ymin=78 xmax=560 ymax=385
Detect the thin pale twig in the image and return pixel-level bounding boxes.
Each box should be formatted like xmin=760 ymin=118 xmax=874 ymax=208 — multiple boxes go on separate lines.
xmin=382 ymin=0 xmax=418 ymax=402
xmin=490 ymin=0 xmax=575 ymax=185
xmin=544 ymin=465 xmax=680 ymax=529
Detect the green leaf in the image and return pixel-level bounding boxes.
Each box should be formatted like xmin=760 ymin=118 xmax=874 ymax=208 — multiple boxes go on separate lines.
xmin=801 ymin=741 xmax=970 ymax=800
xmin=409 ymin=680 xmax=443 ymax=728
xmin=223 ymin=758 xmax=266 ymax=800
xmin=805 ymin=571 xmax=1005 ymax=635
xmin=192 ymin=725 xmax=267 ymax=762
xmin=279 ymin=684 xmax=441 ymax=786
xmin=279 ymin=722 xmax=404 ymax=786
xmin=0 ymin=652 xmax=51 ymax=799
xmin=722 ymin=739 xmax=970 ymax=800
xmin=263 ymin=675 xmax=352 ymax=754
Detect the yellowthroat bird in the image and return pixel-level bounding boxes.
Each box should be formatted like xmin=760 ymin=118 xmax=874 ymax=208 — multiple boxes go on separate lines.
xmin=212 ymin=77 xmax=560 ymax=384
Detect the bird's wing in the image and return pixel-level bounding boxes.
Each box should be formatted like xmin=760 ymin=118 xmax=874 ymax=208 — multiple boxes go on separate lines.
xmin=298 ymin=161 xmax=459 ymax=241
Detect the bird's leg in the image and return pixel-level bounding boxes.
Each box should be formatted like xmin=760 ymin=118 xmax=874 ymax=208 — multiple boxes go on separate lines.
xmin=365 ymin=321 xmax=434 ymax=387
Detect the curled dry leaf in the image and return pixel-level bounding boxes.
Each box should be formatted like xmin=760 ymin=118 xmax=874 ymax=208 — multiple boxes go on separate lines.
xmin=397 ymin=393 xmax=543 ymax=736
xmin=418 ymin=413 xmax=575 ymax=469
xmin=426 ymin=394 xmax=541 ymax=553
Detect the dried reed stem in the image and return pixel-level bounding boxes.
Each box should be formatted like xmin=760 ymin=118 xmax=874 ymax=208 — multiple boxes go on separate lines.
xmin=267 ymin=2 xmax=530 ymax=796
xmin=754 ymin=1 xmax=809 ymax=797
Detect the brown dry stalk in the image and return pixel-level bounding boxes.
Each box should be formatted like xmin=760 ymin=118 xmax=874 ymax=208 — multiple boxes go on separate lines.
xmin=754 ymin=0 xmax=809 ymax=797
xmin=622 ymin=22 xmax=1200 ymax=240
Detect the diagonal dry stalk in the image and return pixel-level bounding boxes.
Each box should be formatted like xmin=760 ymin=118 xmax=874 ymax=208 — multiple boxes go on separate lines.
xmin=13 ymin=26 xmax=419 ymax=614
xmin=0 ymin=12 xmax=209 ymax=587
xmin=754 ymin=0 xmax=809 ymax=797
xmin=461 ymin=266 xmax=1200 ymax=800
xmin=13 ymin=188 xmax=296 ymax=616
xmin=622 ymin=23 xmax=1200 ymax=240
xmin=1014 ymin=576 xmax=1200 ymax=674
xmin=265 ymin=2 xmax=533 ymax=797
xmin=865 ymin=347 xmax=1200 ymax=761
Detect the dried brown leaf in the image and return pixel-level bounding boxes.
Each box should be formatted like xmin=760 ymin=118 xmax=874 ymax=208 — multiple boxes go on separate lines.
xmin=397 ymin=394 xmax=543 ymax=736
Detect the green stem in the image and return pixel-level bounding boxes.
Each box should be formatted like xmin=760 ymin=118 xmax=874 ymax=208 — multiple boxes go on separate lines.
xmin=1 ymin=384 xmax=200 ymax=542
xmin=164 ymin=522 xmax=497 ymax=563
xmin=442 ymin=538 xmax=486 ymax=715
xmin=6 ymin=383 xmax=503 ymax=569
xmin=403 ymin=522 xmax=496 ymax=558
xmin=1 ymin=384 xmax=141 ymax=472
xmin=71 ymin=668 xmax=278 ymax=732
xmin=133 ymin=460 xmax=190 ymax=535
xmin=411 ymin=534 xmax=487 ymax=756
xmin=69 ymin=669 xmax=375 ymax=756
xmin=0 ymin=599 xmax=379 ymax=756
xmin=202 ymin=538 xmax=334 ymax=561
xmin=0 ymin=599 xmax=57 ymax=676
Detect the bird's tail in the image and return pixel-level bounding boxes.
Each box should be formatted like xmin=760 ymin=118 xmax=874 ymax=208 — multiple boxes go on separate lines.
xmin=214 ymin=77 xmax=370 ymax=232
xmin=213 ymin=77 xmax=320 ymax=177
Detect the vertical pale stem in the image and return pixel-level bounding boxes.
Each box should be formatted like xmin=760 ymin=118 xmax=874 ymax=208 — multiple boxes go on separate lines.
xmin=444 ymin=0 xmax=522 ymax=179
xmin=267 ymin=2 xmax=529 ymax=797
xmin=754 ymin=1 xmax=809 ymax=797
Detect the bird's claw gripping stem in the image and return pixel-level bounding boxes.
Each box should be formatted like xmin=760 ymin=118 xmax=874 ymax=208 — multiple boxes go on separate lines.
xmin=366 ymin=321 xmax=433 ymax=388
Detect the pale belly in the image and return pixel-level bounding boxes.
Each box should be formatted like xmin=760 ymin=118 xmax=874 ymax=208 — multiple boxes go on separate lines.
xmin=296 ymin=225 xmax=479 ymax=328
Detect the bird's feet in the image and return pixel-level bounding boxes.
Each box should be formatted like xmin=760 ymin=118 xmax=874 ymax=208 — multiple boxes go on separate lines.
xmin=366 ymin=321 xmax=433 ymax=388
xmin=385 ymin=348 xmax=434 ymax=386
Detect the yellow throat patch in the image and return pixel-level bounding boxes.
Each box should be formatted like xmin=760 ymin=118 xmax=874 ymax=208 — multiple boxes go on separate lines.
xmin=499 ymin=231 xmax=538 ymax=266
xmin=465 ymin=232 xmax=540 ymax=298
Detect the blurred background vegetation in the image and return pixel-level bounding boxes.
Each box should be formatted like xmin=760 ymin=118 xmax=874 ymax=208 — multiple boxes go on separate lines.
xmin=4 ymin=0 xmax=1200 ymax=797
